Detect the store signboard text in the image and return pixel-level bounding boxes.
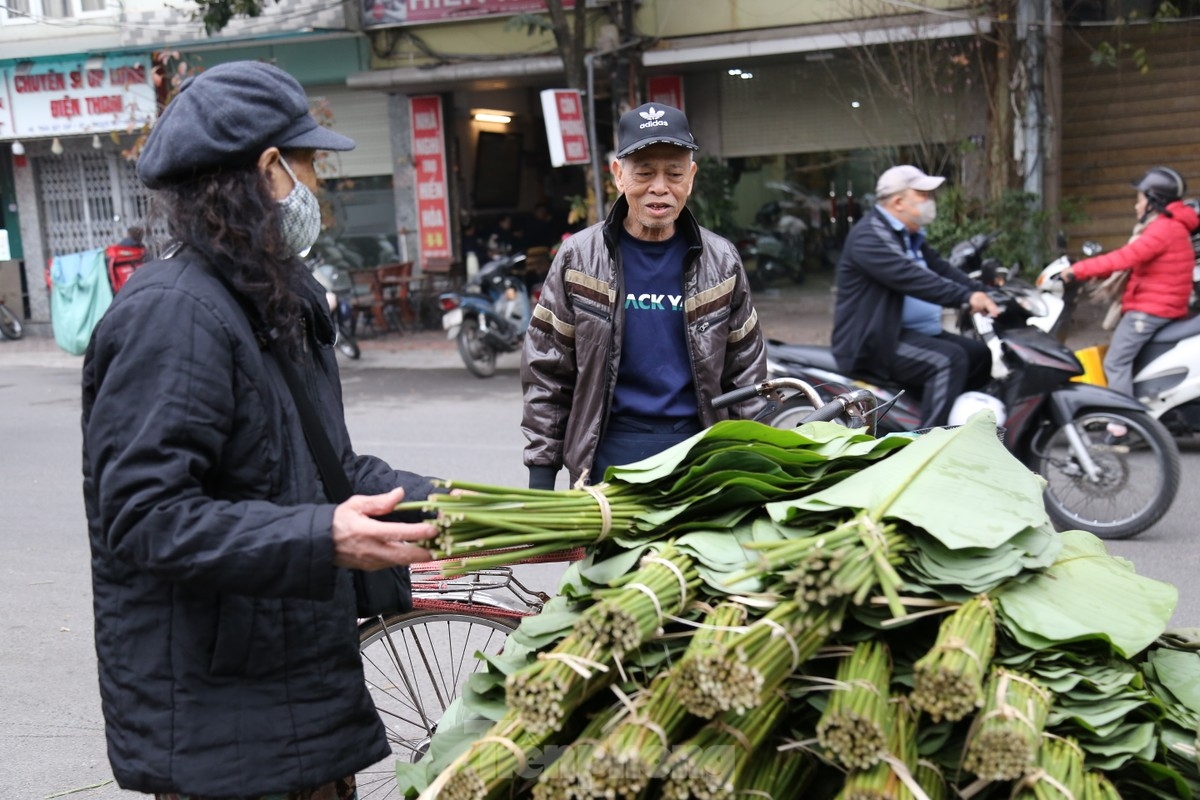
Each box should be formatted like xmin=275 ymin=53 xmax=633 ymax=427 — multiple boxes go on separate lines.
xmin=364 ymin=0 xmax=574 ymax=30
xmin=0 ymin=55 xmax=155 ymax=140
xmin=411 ymin=95 xmax=453 ymax=261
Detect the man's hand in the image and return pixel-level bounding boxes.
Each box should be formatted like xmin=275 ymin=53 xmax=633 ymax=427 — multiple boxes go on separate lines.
xmin=331 ymin=486 xmax=437 ymax=571
xmin=1060 ymin=266 xmax=1075 ymax=283
xmin=968 ymin=291 xmax=1000 ymax=317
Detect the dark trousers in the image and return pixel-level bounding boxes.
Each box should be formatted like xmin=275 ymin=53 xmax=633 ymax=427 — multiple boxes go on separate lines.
xmin=590 ymin=414 xmax=703 ymax=484
xmin=890 ymin=329 xmax=992 ymax=428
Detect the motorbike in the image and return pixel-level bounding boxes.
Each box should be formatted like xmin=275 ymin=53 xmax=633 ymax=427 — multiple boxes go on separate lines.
xmin=764 ymin=277 xmax=1181 ymax=541
xmin=740 ymin=200 xmax=807 ymax=290
xmin=308 ymin=256 xmax=361 ymax=360
xmin=440 ymin=251 xmax=537 ymax=378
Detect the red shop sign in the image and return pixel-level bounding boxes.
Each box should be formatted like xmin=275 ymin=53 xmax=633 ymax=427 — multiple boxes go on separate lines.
xmin=646 ymin=75 xmax=685 ymax=112
xmin=410 ymin=95 xmax=452 ymax=261
xmin=540 ymin=89 xmax=590 ymax=167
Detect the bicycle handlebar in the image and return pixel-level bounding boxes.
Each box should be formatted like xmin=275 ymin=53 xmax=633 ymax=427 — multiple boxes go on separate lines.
xmin=712 ymin=385 xmax=763 ymax=409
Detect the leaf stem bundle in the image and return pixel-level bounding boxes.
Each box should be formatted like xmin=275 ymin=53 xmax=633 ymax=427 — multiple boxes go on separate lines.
xmin=912 ymin=595 xmax=997 ymax=722
xmin=962 ymin=668 xmax=1052 ymax=781
xmin=817 ymin=641 xmax=895 ymax=771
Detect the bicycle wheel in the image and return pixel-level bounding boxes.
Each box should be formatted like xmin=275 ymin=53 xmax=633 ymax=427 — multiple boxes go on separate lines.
xmin=0 ymin=302 xmax=23 ymax=340
xmin=356 ymin=609 xmax=517 ymax=799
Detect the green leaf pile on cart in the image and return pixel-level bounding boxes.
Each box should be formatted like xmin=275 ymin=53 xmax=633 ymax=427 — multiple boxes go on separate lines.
xmin=393 ymin=411 xmax=1200 ymax=800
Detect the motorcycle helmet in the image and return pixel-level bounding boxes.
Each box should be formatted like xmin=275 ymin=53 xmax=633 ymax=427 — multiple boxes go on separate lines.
xmin=1134 ymin=166 xmax=1186 ymax=211
xmin=947 ymin=391 xmax=1007 ymax=429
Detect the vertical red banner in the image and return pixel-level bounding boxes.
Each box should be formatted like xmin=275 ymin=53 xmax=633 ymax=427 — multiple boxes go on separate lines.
xmin=410 ymin=95 xmax=452 ymax=261
xmin=646 ymin=75 xmax=685 ymax=111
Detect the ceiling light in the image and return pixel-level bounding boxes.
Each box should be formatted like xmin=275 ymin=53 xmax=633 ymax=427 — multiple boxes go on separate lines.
xmin=51 ymin=137 xmax=63 ymax=156
xmin=473 ymin=112 xmax=512 ymax=124
xmin=740 ymin=72 xmax=754 ymax=80
xmin=851 ymin=100 xmax=862 ymax=108
xmin=727 ymin=68 xmax=742 ymax=76
xmin=10 ymin=140 xmax=24 ymax=156
xmin=92 ymin=134 xmax=102 ymax=149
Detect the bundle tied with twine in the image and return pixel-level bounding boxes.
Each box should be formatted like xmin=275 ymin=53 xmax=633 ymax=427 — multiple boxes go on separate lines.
xmin=912 ymin=595 xmax=997 ymax=722
xmin=506 ymin=546 xmax=698 ymax=736
xmin=962 ymin=668 xmax=1053 ymax=782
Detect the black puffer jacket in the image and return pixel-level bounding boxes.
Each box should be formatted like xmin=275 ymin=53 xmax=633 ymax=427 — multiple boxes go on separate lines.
xmin=81 ymin=250 xmax=433 ymax=796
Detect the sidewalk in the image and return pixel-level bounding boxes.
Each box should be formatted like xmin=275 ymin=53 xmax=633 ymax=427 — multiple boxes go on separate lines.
xmin=0 ymin=271 xmax=1106 ymax=371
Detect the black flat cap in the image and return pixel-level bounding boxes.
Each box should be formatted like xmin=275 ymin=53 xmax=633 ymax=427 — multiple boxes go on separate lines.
xmin=136 ymin=61 xmax=355 ymax=189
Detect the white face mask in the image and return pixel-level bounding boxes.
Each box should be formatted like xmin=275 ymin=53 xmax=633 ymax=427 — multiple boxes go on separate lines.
xmin=276 ymin=158 xmax=321 ymax=256
xmin=914 ymin=198 xmax=937 ymax=227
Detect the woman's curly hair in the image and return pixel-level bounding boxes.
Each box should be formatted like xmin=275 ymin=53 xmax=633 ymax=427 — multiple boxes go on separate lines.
xmin=157 ymin=163 xmax=305 ymax=352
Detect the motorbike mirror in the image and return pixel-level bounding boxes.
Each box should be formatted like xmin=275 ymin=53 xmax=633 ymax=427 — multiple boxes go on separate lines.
xmin=1055 ymin=230 xmax=1068 ymax=252
xmin=1081 ymin=240 xmax=1103 ymax=257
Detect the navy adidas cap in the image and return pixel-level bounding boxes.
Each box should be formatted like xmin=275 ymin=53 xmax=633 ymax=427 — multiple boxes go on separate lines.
xmin=615 ymin=102 xmax=699 ymax=159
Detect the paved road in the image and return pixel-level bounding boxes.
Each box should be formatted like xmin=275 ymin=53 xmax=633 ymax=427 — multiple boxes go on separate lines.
xmin=1 ymin=280 xmax=1197 ymax=799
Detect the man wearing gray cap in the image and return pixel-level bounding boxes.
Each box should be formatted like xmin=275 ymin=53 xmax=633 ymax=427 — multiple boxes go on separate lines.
xmin=81 ymin=61 xmax=437 ymax=798
xmin=831 ymin=165 xmax=998 ymax=428
xmin=521 ymin=102 xmax=766 ymax=489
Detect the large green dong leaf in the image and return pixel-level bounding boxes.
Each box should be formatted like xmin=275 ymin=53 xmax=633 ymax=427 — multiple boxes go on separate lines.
xmin=996 ymin=530 xmax=1178 ymax=658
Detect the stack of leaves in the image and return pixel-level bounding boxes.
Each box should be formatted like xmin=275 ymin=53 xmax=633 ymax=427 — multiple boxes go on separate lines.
xmin=912 ymin=595 xmax=997 ymax=722
xmin=394 ymin=413 xmax=1200 ymax=800
xmin=397 ymin=420 xmax=910 ymax=575
xmin=816 ymin=641 xmax=894 ymax=770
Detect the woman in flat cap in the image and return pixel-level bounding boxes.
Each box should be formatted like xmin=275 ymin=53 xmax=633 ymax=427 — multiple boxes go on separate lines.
xmin=82 ymin=61 xmax=437 ymax=799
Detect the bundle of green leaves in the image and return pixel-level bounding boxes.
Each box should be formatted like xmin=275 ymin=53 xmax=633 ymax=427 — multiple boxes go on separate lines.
xmin=394 ymin=413 xmax=1199 ymax=799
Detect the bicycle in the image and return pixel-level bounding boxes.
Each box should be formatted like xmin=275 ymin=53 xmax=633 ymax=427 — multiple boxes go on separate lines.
xmin=355 ymin=548 xmax=583 ymax=799
xmin=0 ymin=293 xmax=23 ymax=340
xmin=354 ymin=379 xmax=878 ymax=797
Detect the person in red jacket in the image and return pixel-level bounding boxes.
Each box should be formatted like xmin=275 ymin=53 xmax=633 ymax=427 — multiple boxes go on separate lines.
xmin=1063 ymin=166 xmax=1199 ymax=397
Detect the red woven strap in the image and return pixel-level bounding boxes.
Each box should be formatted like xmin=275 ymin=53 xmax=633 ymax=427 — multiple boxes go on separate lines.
xmin=410 ymin=597 xmax=533 ymax=619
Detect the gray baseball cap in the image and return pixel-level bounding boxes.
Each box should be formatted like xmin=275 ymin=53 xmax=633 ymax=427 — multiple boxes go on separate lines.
xmin=875 ymin=165 xmax=945 ymax=198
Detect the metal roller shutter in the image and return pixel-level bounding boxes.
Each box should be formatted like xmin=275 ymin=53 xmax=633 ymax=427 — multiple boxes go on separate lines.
xmin=307 ymin=84 xmax=393 ymax=179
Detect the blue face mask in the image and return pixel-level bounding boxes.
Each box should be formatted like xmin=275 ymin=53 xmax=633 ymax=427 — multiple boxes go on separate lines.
xmin=276 ymin=157 xmax=321 ymax=256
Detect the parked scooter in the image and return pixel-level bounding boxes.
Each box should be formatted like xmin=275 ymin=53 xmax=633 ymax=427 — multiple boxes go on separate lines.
xmin=741 ymin=201 xmax=807 ymax=289
xmin=1066 ymin=288 xmax=1200 ymax=439
xmin=765 ymin=278 xmax=1181 ymax=540
xmin=440 ymin=251 xmax=536 ymax=378
xmin=308 ymin=256 xmax=361 ymax=360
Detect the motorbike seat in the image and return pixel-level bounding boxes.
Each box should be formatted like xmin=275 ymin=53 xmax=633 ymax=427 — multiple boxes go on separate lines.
xmin=1148 ymin=313 xmax=1200 ymax=346
xmin=767 ymin=340 xmax=840 ymax=371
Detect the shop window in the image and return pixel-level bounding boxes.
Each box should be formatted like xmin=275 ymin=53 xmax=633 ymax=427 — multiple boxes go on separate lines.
xmin=2 ymin=0 xmax=107 ymax=21
xmin=313 ymin=175 xmax=402 ymax=272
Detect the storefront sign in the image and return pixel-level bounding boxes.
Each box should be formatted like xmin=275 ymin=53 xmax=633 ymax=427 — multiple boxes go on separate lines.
xmin=646 ymin=75 xmax=685 ymax=112
xmin=364 ymin=0 xmax=574 ymax=30
xmin=540 ymin=89 xmax=590 ymax=167
xmin=410 ymin=95 xmax=452 ymax=261
xmin=0 ymin=55 xmax=155 ymax=140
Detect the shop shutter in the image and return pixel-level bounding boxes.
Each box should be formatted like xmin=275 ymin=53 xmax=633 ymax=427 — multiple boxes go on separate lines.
xmin=716 ymin=58 xmax=982 ymax=158
xmin=1061 ymin=25 xmax=1200 ymax=254
xmin=37 ymin=152 xmax=162 ymax=257
xmin=307 ymin=84 xmax=392 ymax=179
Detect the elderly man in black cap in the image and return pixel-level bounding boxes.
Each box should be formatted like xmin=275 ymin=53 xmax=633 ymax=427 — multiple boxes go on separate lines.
xmin=831 ymin=165 xmax=999 ymax=429
xmin=521 ymin=102 xmax=766 ymax=489
xmin=81 ymin=61 xmax=438 ymax=799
